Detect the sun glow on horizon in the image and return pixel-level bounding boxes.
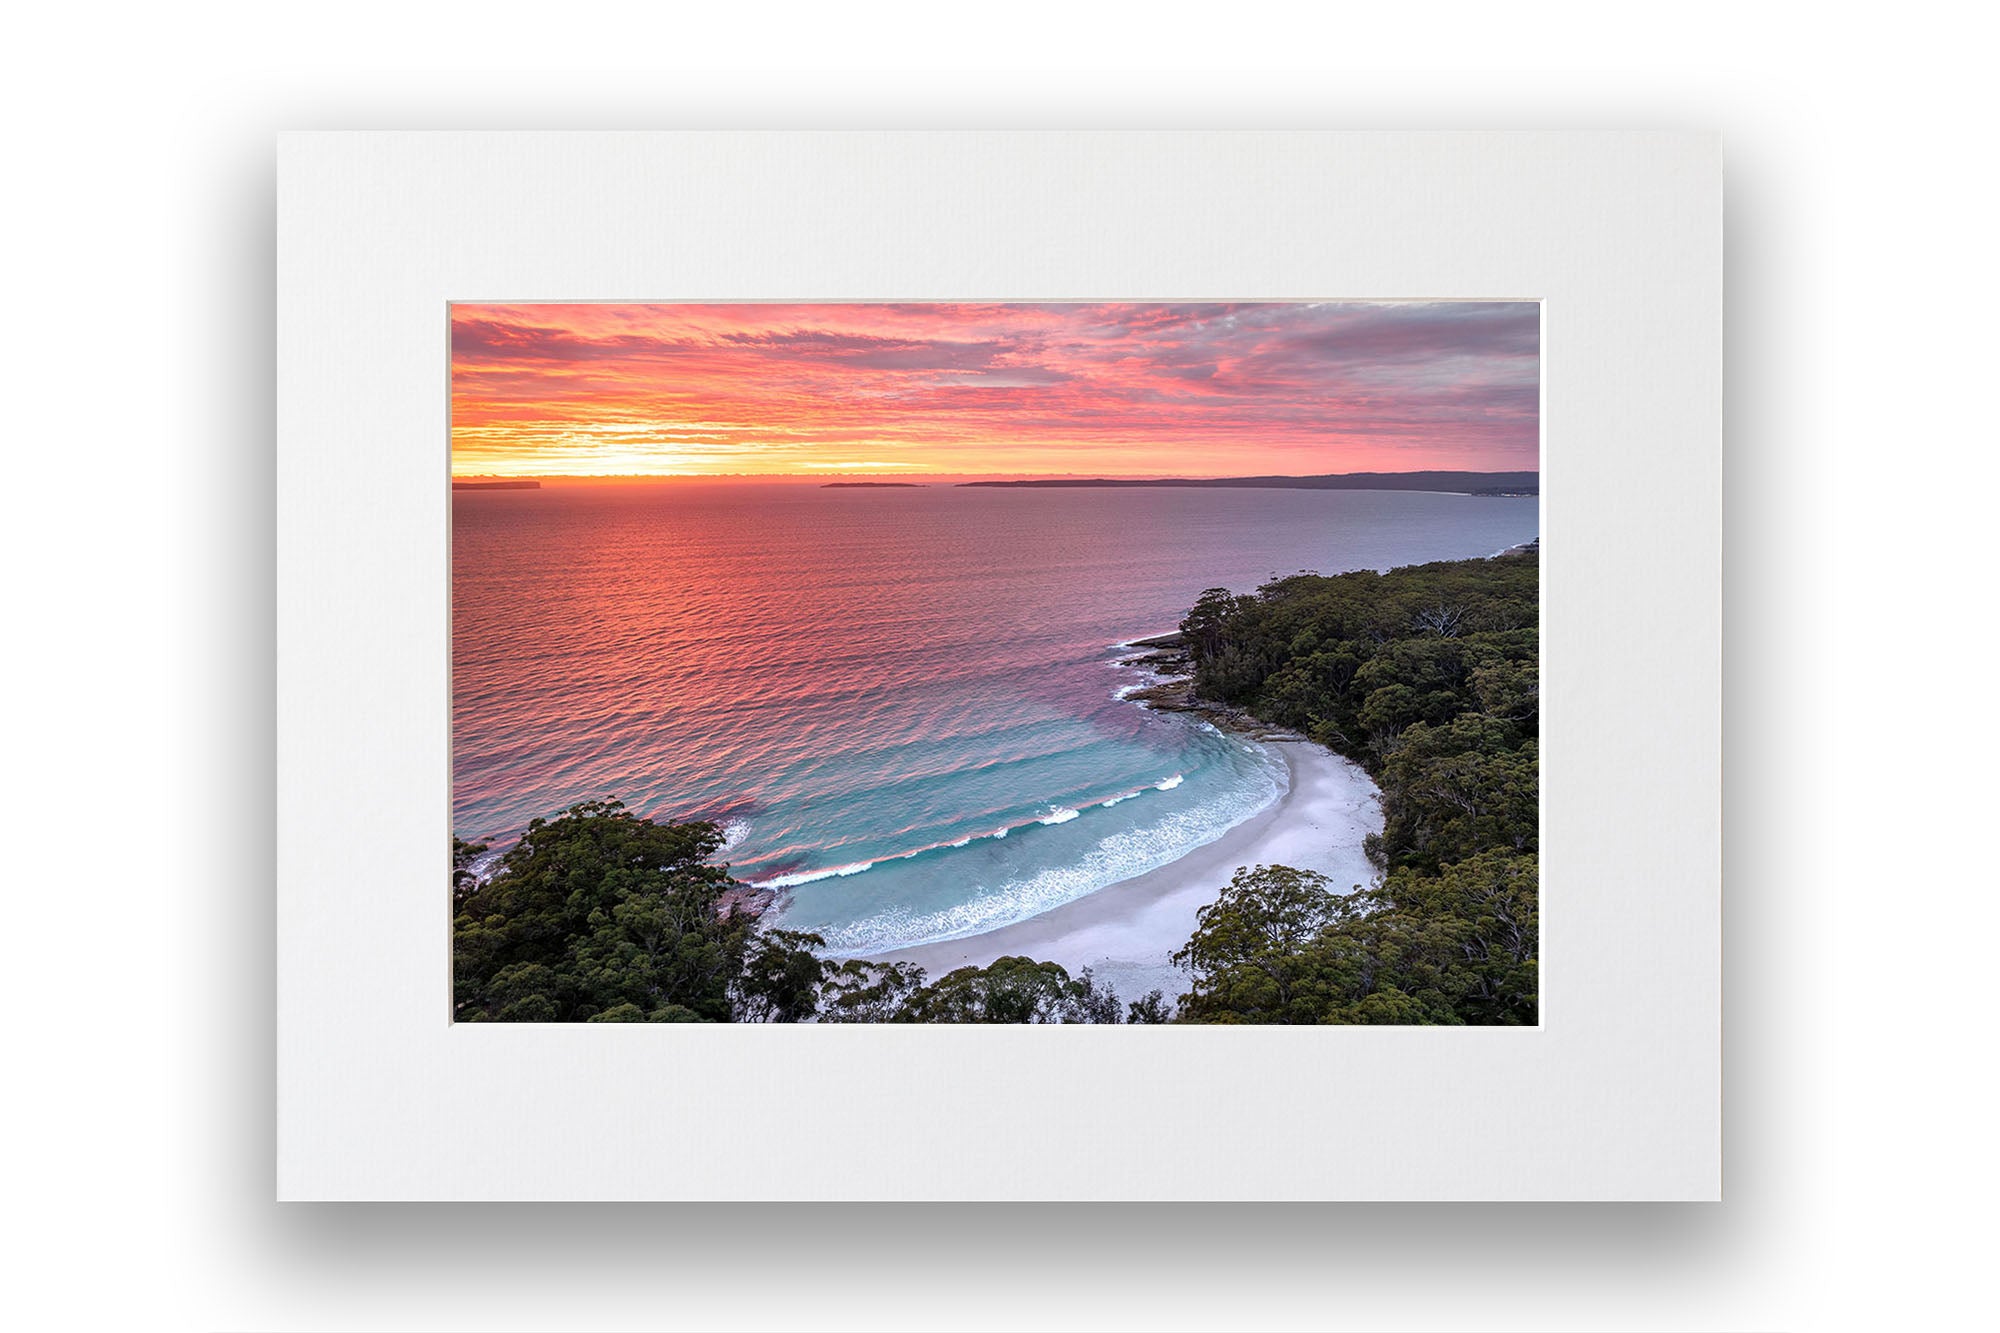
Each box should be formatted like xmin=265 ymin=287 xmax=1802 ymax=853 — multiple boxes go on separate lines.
xmin=450 ymin=302 xmax=1539 ymax=479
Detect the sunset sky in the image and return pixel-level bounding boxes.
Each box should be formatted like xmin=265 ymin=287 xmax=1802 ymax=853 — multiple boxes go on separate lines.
xmin=449 ymin=302 xmax=1539 ymax=477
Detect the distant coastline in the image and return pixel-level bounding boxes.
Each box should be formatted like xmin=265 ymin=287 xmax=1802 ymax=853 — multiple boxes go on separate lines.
xmin=441 ymin=472 xmax=1538 ymax=493
xmin=960 ymin=470 xmax=1537 ymax=496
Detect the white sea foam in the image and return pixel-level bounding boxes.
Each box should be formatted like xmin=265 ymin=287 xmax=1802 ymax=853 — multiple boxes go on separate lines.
xmin=467 ymin=845 xmax=510 ymax=886
xmin=715 ymin=818 xmax=752 ymax=858
xmin=1106 ymin=636 xmax=1186 ymax=703
xmin=754 ymin=801 xmax=1118 ymax=889
xmin=744 ymin=736 xmax=1256 ymax=924
xmin=805 ymin=752 xmax=1288 ymax=955
xmin=760 ymin=859 xmax=876 ymax=889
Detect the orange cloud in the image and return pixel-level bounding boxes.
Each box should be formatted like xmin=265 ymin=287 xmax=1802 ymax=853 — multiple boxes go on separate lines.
xmin=449 ymin=302 xmax=1538 ymax=477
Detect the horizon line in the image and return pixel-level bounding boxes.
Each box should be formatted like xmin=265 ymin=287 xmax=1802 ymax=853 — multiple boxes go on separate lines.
xmin=448 ymin=467 xmax=1542 ymax=481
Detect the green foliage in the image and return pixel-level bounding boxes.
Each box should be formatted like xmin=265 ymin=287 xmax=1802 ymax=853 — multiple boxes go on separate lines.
xmin=1183 ymin=552 xmax=1538 ymax=772
xmin=1172 ymin=857 xmax=1538 ymax=1025
xmin=896 ymin=956 xmax=1124 ymax=1024
xmin=1360 ymin=850 xmax=1539 ymax=1024
xmin=1173 ymin=865 xmax=1354 ymax=1023
xmin=452 ymin=799 xmax=752 ymax=1023
xmin=1376 ymin=724 xmax=1538 ymax=871
xmin=734 ymin=928 xmax=830 ymax=1023
xmin=1067 ymin=967 xmax=1124 ymax=1025
xmin=1173 ymin=552 xmax=1540 ymax=1024
xmin=815 ymin=959 xmax=927 ymax=1022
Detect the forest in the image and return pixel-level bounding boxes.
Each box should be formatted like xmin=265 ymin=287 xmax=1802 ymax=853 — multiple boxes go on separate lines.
xmin=451 ymin=803 xmax=1156 ymax=1024
xmin=1172 ymin=548 xmax=1539 ymax=1023
xmin=451 ymin=551 xmax=1537 ymax=1024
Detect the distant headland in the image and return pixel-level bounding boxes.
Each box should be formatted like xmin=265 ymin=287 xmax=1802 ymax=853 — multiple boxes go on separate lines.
xmin=959 ymin=471 xmax=1537 ymax=496
xmin=453 ymin=479 xmax=542 ymax=491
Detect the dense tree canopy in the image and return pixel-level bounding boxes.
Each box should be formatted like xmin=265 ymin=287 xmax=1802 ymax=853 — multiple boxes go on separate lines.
xmin=1172 ymin=551 xmax=1540 ymax=1023
xmin=895 ymin=957 xmax=1122 ymax=1024
xmin=453 ymin=799 xmax=752 ymax=1022
xmin=1174 ymin=858 xmax=1537 ymax=1024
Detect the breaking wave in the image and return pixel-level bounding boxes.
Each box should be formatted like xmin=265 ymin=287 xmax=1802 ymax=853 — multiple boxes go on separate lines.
xmin=800 ymin=751 xmax=1286 ymax=955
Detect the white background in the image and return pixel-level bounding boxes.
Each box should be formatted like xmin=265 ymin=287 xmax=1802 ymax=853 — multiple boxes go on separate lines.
xmin=5 ymin=1 xmax=1990 ymax=1328
xmin=278 ymin=131 xmax=1717 ymax=1204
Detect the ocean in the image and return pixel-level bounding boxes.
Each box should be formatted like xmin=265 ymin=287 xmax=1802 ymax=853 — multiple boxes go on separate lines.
xmin=452 ymin=482 xmax=1539 ymax=955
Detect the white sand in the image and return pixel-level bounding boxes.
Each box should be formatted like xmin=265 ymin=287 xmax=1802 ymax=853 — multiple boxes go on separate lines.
xmin=870 ymin=741 xmax=1383 ymax=1007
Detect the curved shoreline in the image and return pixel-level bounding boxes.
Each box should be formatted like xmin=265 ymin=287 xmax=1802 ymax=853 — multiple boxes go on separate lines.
xmin=868 ymin=738 xmax=1383 ymax=1007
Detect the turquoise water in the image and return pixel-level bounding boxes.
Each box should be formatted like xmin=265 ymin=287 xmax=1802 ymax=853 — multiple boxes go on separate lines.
xmin=452 ymin=482 xmax=1539 ymax=953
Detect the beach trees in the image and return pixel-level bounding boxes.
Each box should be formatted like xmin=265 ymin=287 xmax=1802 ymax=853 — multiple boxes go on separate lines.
xmin=1183 ymin=587 xmax=1242 ymax=660
xmin=1366 ymin=851 xmax=1539 ymax=1024
xmin=451 ymin=800 xmax=750 ymax=1022
xmin=1170 ymin=551 xmax=1540 ymax=1025
xmin=1376 ymin=732 xmax=1539 ymax=870
xmin=1126 ymin=990 xmax=1173 ymax=1023
xmin=1166 ymin=856 xmax=1537 ymax=1026
xmin=1068 ymin=967 xmax=1124 ymax=1024
xmin=1183 ymin=587 xmax=1267 ymax=699
xmin=1172 ymin=865 xmax=1354 ymax=1023
xmin=895 ymin=955 xmax=1124 ymax=1023
xmin=816 ymin=959 xmax=927 ymax=1022
xmin=1181 ymin=552 xmax=1539 ymax=753
xmin=733 ymin=928 xmax=830 ymax=1022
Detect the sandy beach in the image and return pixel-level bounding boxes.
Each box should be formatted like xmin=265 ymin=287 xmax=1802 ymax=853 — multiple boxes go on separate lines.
xmin=870 ymin=739 xmax=1383 ymax=1007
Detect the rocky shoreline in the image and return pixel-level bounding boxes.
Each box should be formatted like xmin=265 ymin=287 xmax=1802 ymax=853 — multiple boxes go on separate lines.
xmin=716 ymin=882 xmax=776 ymax=921
xmin=1113 ymin=632 xmax=1309 ymax=744
xmin=1116 ymin=536 xmax=1534 ymax=736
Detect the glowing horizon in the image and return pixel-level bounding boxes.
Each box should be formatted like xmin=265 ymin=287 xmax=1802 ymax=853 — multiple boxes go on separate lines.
xmin=450 ymin=302 xmax=1539 ymax=478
